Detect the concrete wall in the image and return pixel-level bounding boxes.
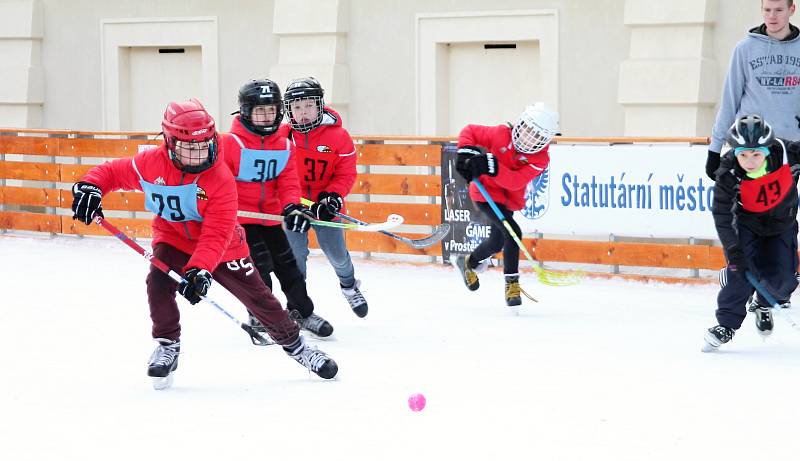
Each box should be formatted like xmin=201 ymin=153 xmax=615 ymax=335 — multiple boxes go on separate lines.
xmin=0 ymin=0 xmax=43 ymax=127
xmin=347 ymin=0 xmax=629 ymax=136
xmin=0 ymin=0 xmax=771 ymax=137
xmin=36 ymin=0 xmax=276 ymax=132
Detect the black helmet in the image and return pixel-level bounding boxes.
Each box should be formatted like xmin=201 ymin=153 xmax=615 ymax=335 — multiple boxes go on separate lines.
xmin=237 ymin=79 xmax=283 ymax=136
xmin=726 ymin=115 xmax=775 ymax=150
xmin=283 ymin=77 xmax=325 ymax=133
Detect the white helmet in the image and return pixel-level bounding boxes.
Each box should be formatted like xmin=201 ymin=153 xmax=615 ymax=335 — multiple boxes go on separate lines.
xmin=511 ymin=103 xmax=559 ymax=153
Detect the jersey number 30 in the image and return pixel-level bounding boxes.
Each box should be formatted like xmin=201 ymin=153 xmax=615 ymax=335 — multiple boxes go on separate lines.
xmin=252 ymin=158 xmax=279 ymax=182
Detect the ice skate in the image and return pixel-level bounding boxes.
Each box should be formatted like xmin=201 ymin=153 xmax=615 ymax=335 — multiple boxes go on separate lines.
xmin=341 ymin=279 xmax=368 ymax=318
xmin=701 ymin=325 xmax=734 ymax=352
xmin=284 ymin=337 xmax=338 ymax=379
xmin=290 ymin=309 xmax=334 ymax=338
xmin=505 ymin=275 xmax=522 ymax=307
xmin=147 ymin=338 xmax=180 ymax=390
xmin=747 ymin=296 xmax=774 ymax=337
xmin=450 ymin=254 xmax=479 ymax=291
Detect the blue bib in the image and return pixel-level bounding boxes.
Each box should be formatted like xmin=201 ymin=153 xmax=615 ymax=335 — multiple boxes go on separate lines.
xmin=230 ymin=134 xmax=290 ymax=183
xmin=133 ymin=159 xmax=203 ymax=222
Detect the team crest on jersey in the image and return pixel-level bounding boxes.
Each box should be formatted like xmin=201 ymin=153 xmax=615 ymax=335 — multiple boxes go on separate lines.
xmin=317 ymin=145 xmax=332 ymax=153
xmin=521 ymin=165 xmax=550 ymax=220
xmin=196 ymin=187 xmax=208 ymax=201
xmin=154 ymin=176 xmax=166 ymax=185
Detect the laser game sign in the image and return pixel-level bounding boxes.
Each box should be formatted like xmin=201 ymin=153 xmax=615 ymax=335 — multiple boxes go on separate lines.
xmin=440 ymin=144 xmax=494 ymax=261
xmin=441 ymin=143 xmax=720 ymax=261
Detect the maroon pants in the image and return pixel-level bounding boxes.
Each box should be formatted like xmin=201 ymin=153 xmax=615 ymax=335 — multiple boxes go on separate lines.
xmin=146 ymin=243 xmax=299 ymax=346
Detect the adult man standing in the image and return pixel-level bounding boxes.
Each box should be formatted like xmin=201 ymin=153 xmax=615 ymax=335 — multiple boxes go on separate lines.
xmin=707 ymin=0 xmax=800 ymax=179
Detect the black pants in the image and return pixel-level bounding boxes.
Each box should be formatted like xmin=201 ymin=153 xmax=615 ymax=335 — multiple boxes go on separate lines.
xmin=467 ymin=201 xmax=521 ymax=275
xmin=716 ymin=222 xmax=799 ymax=329
xmin=243 ymin=224 xmax=315 ymax=318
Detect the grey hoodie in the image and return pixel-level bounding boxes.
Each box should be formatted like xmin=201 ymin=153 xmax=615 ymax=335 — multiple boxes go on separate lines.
xmin=710 ymin=24 xmax=800 ymax=152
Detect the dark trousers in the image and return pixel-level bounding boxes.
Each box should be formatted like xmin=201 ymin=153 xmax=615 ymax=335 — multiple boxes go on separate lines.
xmin=145 ymin=243 xmax=299 ymax=346
xmin=243 ymin=224 xmax=315 ymax=318
xmin=468 ymin=201 xmax=521 ymax=275
xmin=716 ymin=222 xmax=799 ymax=329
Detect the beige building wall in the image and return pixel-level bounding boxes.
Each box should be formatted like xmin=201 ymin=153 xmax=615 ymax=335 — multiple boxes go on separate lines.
xmin=0 ymin=0 xmax=777 ymax=137
xmin=0 ymin=0 xmax=43 ymax=127
xmin=36 ymin=0 xmax=276 ymax=133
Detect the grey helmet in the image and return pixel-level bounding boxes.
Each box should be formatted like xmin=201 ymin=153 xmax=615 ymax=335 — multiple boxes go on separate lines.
xmin=726 ymin=115 xmax=775 ymax=150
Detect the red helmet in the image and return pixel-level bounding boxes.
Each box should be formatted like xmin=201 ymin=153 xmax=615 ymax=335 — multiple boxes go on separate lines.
xmin=161 ymin=98 xmax=218 ymax=173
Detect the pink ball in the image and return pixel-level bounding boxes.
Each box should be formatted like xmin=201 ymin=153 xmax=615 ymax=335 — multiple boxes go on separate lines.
xmin=408 ymin=393 xmax=426 ymax=412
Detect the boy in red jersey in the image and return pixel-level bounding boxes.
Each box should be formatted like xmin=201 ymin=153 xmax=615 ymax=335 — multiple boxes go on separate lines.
xmin=452 ymin=103 xmax=558 ymax=307
xmin=70 ymin=99 xmax=337 ymax=387
xmin=282 ymin=77 xmax=369 ymax=318
xmin=222 ymin=78 xmax=334 ymax=338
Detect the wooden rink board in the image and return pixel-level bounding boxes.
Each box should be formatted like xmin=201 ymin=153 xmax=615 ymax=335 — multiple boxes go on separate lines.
xmin=0 ymin=131 xmax=726 ymax=278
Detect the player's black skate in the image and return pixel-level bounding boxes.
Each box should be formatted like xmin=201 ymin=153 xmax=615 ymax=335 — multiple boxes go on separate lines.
xmin=290 ymin=309 xmax=334 ymax=338
xmin=147 ymin=338 xmax=180 ymax=390
xmin=747 ymin=297 xmax=774 ymax=337
xmin=284 ymin=337 xmax=338 ymax=379
xmin=701 ymin=325 xmax=735 ymax=352
xmin=341 ymin=279 xmax=368 ymax=318
xmin=505 ymin=275 xmax=522 ymax=307
xmin=450 ymin=254 xmax=479 ymax=291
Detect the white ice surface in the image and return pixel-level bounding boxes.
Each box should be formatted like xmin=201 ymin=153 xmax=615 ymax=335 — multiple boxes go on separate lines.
xmin=1 ymin=235 xmax=799 ymax=460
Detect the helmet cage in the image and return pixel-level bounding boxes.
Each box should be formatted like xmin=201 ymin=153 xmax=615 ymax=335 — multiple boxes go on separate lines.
xmin=166 ymin=134 xmax=218 ymax=174
xmin=238 ymin=80 xmax=283 ymax=136
xmin=161 ymin=98 xmax=218 ymax=174
xmin=512 ymin=105 xmax=558 ymax=153
xmin=284 ymin=95 xmax=324 ymax=133
xmin=283 ymin=78 xmax=325 ymax=133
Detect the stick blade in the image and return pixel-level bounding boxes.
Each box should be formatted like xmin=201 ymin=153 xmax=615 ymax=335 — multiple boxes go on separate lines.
xmin=243 ymin=324 xmax=276 ymax=346
xmin=408 ymin=223 xmax=451 ymax=249
xmin=354 ymin=214 xmax=405 ymax=232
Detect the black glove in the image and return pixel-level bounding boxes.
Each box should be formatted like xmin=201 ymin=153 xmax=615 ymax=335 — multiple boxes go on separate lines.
xmin=705 ymin=150 xmax=721 ymax=181
xmin=455 ymin=146 xmax=485 ymax=182
xmin=791 ymin=163 xmax=800 ymax=179
xmin=456 ymin=146 xmax=497 ymax=182
xmin=726 ymin=246 xmax=749 ymax=277
xmin=282 ymin=203 xmax=313 ymax=233
xmin=71 ymin=182 xmax=104 ymax=225
xmin=465 ymin=153 xmax=498 ymax=181
xmin=178 ymin=267 xmax=212 ymax=305
xmin=787 ymin=142 xmax=800 ymax=178
xmin=311 ymin=191 xmax=343 ymax=221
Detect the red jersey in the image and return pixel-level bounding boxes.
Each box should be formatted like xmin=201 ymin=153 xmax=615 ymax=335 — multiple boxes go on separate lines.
xmin=220 ymin=118 xmax=301 ymax=227
xmin=81 ymin=145 xmax=248 ymax=272
xmin=288 ymin=107 xmax=357 ymax=205
xmin=458 ymin=124 xmax=550 ymax=211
